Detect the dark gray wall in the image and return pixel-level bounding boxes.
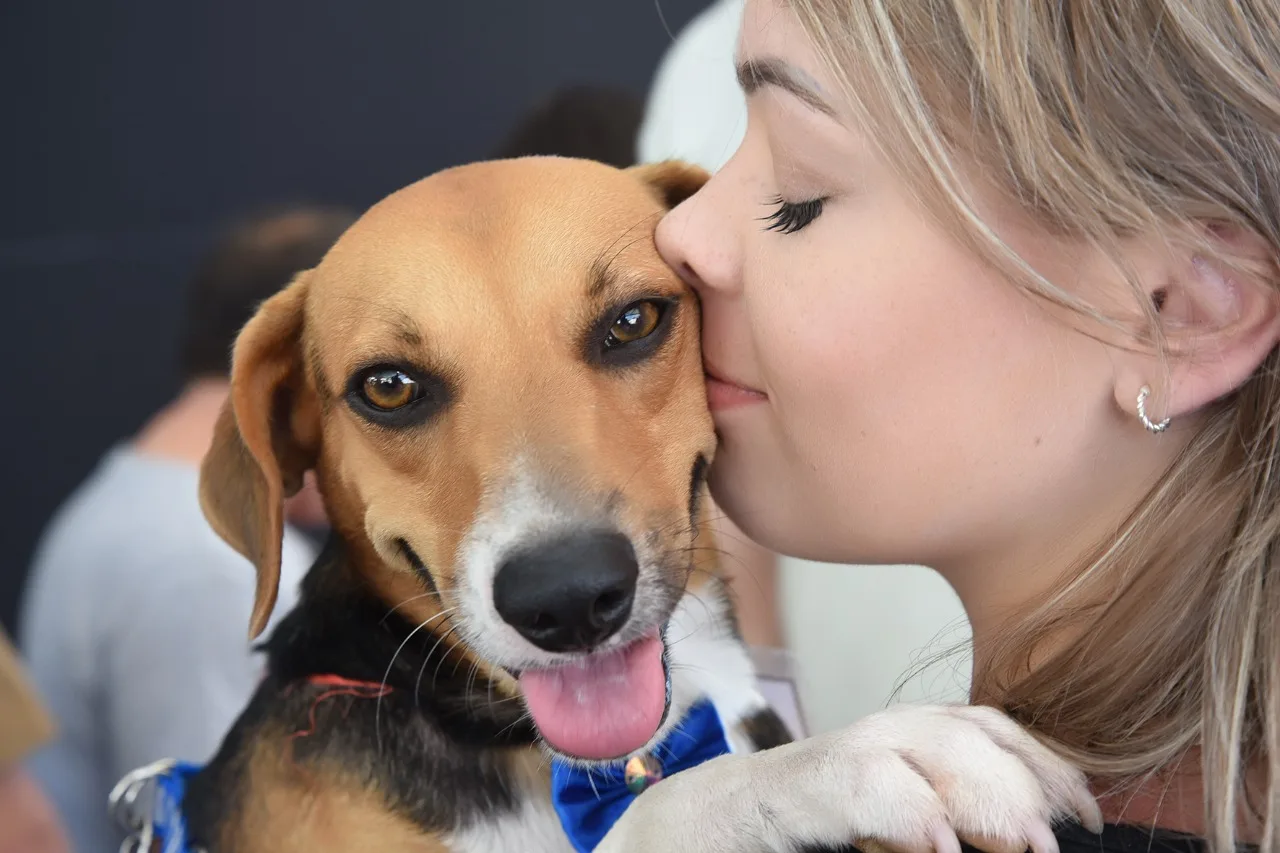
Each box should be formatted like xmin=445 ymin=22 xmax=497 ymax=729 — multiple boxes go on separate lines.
xmin=0 ymin=0 xmax=710 ymax=631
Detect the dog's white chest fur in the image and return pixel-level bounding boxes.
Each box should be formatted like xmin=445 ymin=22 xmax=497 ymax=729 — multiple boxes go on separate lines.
xmin=444 ymin=796 xmax=574 ymax=853
xmin=663 ymin=584 xmax=765 ymax=753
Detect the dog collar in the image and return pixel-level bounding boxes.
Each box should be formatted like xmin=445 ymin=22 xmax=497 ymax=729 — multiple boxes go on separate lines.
xmin=109 ymin=757 xmax=203 ymax=853
xmin=550 ymin=699 xmax=732 ymax=852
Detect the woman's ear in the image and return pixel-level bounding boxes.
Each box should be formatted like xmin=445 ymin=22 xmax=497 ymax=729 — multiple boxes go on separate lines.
xmin=1112 ymin=225 xmax=1280 ymax=425
xmin=199 ymin=272 xmax=320 ymax=639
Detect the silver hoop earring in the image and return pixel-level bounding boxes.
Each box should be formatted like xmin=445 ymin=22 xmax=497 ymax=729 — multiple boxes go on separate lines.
xmin=1136 ymin=385 xmax=1170 ymax=434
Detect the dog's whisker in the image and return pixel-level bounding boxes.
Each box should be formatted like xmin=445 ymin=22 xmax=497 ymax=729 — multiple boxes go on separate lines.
xmin=463 ymin=659 xmax=482 ymax=712
xmin=662 ymin=627 xmax=699 ymax=647
xmin=430 ymin=636 xmax=472 ymax=694
xmin=376 ymin=607 xmax=456 ymax=753
xmin=587 ymin=767 xmax=602 ymax=801
xmin=415 ymin=622 xmax=460 ymax=711
xmin=599 ymin=210 xmax=663 ymax=272
xmin=667 ymin=552 xmax=726 ymax=574
xmin=616 ymin=447 xmax=656 ymax=497
xmin=602 ymin=228 xmax=662 ymax=280
xmin=449 ymin=651 xmax=467 ymax=679
xmin=380 ymin=590 xmax=444 ymax=627
xmin=650 ymin=580 xmax=721 ymax=627
xmin=674 ymin=544 xmax=775 ymax=600
xmin=493 ymin=708 xmax=534 ymax=742
xmin=651 ymin=575 xmax=717 ymax=600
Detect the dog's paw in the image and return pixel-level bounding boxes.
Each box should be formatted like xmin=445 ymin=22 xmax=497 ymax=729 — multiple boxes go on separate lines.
xmin=832 ymin=704 xmax=1104 ymax=853
xmin=595 ymin=704 xmax=1102 ymax=853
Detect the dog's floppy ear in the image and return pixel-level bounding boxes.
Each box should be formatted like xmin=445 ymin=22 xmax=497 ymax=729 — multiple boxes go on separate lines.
xmin=629 ymin=160 xmax=710 ymax=210
xmin=199 ymin=272 xmax=320 ymax=640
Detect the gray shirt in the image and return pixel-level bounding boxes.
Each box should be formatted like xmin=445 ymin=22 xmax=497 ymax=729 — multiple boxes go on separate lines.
xmin=18 ymin=446 xmax=315 ymax=853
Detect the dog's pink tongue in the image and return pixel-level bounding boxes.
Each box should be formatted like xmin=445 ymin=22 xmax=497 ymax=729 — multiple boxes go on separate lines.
xmin=518 ymin=633 xmax=665 ymax=760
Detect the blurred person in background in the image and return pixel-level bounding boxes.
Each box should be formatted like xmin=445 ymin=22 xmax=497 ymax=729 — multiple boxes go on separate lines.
xmin=0 ymin=627 xmax=69 ymax=853
xmin=18 ymin=205 xmax=354 ymax=853
xmin=491 ymin=85 xmax=646 ymax=168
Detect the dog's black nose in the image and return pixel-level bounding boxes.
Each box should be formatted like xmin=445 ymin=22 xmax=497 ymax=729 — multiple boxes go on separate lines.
xmin=493 ymin=530 xmax=639 ymax=653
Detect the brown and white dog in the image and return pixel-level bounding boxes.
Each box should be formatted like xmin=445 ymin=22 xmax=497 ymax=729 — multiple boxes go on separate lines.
xmin=155 ymin=157 xmax=1098 ymax=853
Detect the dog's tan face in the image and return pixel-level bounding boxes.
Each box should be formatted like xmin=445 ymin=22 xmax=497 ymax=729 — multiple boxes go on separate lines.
xmin=199 ymin=157 xmax=715 ymax=760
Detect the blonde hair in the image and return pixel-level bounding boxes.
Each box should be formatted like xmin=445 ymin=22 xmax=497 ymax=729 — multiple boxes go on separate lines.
xmin=783 ymin=2 xmax=1280 ymax=851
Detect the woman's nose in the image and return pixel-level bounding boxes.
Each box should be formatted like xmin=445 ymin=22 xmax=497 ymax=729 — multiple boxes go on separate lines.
xmin=655 ymin=172 xmax=742 ymax=298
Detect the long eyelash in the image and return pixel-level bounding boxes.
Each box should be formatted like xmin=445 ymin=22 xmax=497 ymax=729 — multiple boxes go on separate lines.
xmin=759 ymin=195 xmax=826 ymax=234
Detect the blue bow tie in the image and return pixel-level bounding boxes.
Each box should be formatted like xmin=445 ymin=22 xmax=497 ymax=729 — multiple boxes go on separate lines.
xmin=550 ymin=700 xmax=732 ymax=852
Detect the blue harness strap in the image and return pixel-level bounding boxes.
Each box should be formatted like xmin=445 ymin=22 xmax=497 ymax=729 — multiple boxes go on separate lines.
xmin=109 ymin=758 xmax=203 ymax=853
xmin=153 ymin=761 xmax=200 ymax=853
xmin=550 ymin=700 xmax=733 ymax=852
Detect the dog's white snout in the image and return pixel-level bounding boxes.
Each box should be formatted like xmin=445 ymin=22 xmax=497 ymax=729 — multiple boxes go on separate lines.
xmin=456 ymin=466 xmax=647 ymax=667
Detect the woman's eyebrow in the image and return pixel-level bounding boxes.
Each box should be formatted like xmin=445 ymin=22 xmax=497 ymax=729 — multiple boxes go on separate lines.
xmin=735 ymin=56 xmax=836 ymax=118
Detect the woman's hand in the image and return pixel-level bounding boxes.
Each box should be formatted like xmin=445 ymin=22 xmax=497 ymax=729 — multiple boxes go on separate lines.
xmin=596 ymin=704 xmax=1103 ymax=853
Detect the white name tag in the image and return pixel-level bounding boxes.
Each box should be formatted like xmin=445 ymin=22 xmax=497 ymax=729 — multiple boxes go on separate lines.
xmin=749 ymin=646 xmax=808 ymax=740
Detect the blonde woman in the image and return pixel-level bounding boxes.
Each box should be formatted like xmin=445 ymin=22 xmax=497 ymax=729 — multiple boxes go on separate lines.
xmin=607 ymin=1 xmax=1278 ymax=852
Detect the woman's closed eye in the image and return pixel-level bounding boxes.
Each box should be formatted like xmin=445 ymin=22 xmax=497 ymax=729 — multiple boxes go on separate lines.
xmin=760 ymin=195 xmax=826 ymax=234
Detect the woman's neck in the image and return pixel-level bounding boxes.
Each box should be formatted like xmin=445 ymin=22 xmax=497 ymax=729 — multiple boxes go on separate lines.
xmin=1093 ymin=753 xmax=1264 ymax=843
xmin=1096 ymin=760 xmax=1207 ymax=835
xmin=949 ymin=547 xmax=1262 ymax=844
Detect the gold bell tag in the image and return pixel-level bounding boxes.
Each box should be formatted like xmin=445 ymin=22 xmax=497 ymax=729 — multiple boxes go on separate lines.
xmin=623 ymin=754 xmax=663 ymax=795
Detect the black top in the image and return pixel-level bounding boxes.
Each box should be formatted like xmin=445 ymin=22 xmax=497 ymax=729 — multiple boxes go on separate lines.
xmin=1007 ymin=821 xmax=1209 ymax=853
xmin=825 ymin=822 xmax=1215 ymax=853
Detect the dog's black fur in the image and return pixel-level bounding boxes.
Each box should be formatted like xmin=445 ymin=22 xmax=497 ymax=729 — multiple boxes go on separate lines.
xmin=184 ymin=536 xmax=540 ymax=844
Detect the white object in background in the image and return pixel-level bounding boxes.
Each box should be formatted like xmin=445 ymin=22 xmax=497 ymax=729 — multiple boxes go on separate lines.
xmin=781 ymin=560 xmax=971 ymax=734
xmin=749 ymin=646 xmax=809 ymax=739
xmin=637 ymin=0 xmax=747 ymax=172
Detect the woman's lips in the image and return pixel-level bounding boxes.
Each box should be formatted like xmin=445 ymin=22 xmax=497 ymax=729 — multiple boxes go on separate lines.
xmin=704 ymin=365 xmax=767 ymax=411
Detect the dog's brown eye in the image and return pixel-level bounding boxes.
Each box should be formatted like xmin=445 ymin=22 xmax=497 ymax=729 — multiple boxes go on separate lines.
xmin=361 ymin=369 xmax=421 ymax=411
xmin=589 ymin=296 xmax=676 ymax=369
xmin=606 ymin=301 xmax=662 ymax=348
xmin=347 ymin=364 xmax=448 ymax=428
